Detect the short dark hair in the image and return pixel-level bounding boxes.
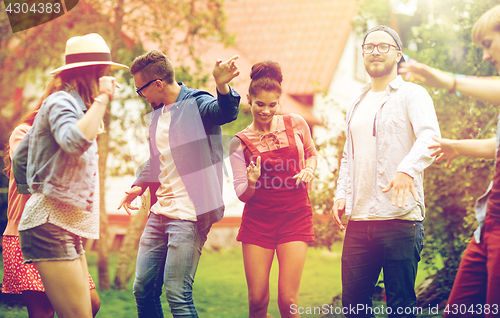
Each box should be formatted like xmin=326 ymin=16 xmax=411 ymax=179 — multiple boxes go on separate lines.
xmin=130 ymin=50 xmax=175 ymax=84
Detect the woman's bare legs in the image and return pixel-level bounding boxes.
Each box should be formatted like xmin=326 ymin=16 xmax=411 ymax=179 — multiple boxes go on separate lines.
xmin=35 ymin=254 xmax=92 ymax=318
xmin=21 ymin=272 xmax=99 ymax=317
xmin=243 ymin=243 xmax=275 ymax=318
xmin=276 ymin=241 xmax=308 ymax=318
xmin=90 ymin=288 xmax=100 ymax=317
xmin=21 ymin=291 xmax=54 ymax=318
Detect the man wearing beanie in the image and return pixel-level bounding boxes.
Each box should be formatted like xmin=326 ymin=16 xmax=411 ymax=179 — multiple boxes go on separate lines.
xmin=332 ymin=26 xmax=440 ymax=318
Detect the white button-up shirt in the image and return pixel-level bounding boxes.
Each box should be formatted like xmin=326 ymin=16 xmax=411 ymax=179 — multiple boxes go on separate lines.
xmin=335 ymin=75 xmax=441 ymax=221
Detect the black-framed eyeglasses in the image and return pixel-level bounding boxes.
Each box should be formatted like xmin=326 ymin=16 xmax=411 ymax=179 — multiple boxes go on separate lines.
xmin=136 ymin=79 xmax=162 ymax=97
xmin=361 ymin=43 xmax=399 ymax=54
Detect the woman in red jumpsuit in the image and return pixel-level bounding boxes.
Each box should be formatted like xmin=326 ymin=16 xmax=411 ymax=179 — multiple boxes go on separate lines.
xmin=230 ymin=61 xmax=317 ymax=318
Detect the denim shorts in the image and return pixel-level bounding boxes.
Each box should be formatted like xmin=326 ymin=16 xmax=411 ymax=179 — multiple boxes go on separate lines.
xmin=19 ymin=223 xmax=85 ymax=263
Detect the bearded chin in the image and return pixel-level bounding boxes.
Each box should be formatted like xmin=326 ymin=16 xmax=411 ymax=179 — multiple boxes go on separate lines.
xmin=365 ymin=63 xmax=394 ymax=78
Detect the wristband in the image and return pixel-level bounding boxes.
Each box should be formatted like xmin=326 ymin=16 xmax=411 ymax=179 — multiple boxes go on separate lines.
xmin=448 ymin=77 xmax=457 ymax=94
xmin=94 ymin=97 xmax=106 ymax=105
xmin=98 ymin=90 xmax=114 ymax=101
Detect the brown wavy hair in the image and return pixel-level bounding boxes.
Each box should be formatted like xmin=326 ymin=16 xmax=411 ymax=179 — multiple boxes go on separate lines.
xmin=2 ymin=64 xmax=109 ymax=177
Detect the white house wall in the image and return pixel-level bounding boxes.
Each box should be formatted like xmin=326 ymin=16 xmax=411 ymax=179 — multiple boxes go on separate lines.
xmin=313 ymin=30 xmax=368 ymax=174
xmin=314 ymin=30 xmax=368 ymax=144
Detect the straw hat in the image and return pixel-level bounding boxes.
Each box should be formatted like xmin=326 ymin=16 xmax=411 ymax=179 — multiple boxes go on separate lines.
xmin=51 ymin=33 xmax=128 ymax=74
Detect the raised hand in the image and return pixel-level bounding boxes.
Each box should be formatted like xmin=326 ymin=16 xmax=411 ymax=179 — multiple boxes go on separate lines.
xmin=213 ymin=55 xmax=240 ymax=94
xmin=246 ymin=156 xmax=261 ymax=184
xmin=98 ymin=76 xmax=120 ymax=101
xmin=398 ymin=62 xmax=455 ymax=91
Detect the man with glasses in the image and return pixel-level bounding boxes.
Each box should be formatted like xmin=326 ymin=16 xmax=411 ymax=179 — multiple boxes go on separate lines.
xmin=332 ymin=25 xmax=440 ymax=318
xmin=118 ymin=50 xmax=240 ymax=317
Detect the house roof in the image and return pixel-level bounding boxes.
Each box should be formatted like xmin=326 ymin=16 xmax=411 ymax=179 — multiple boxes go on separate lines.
xmin=141 ymin=0 xmax=361 ymax=127
xmin=224 ymin=0 xmax=361 ymax=96
xmin=190 ymin=42 xmax=323 ymax=125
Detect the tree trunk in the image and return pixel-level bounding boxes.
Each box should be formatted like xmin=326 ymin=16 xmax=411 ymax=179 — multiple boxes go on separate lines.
xmin=95 ymin=0 xmax=125 ymax=291
xmin=111 ymin=0 xmax=125 ymax=59
xmin=97 ymin=115 xmax=111 ymax=290
xmin=114 ymin=189 xmax=150 ymax=290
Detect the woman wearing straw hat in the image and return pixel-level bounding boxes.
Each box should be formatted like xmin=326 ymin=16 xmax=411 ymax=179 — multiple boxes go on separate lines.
xmin=2 ymin=104 xmax=101 ymax=318
xmin=12 ymin=33 xmax=127 ymax=318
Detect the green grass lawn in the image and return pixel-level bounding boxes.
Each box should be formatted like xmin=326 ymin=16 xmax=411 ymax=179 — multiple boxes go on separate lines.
xmin=0 ymin=242 xmax=442 ymax=318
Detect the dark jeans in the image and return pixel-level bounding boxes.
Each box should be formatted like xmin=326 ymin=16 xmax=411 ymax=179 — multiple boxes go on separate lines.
xmin=133 ymin=214 xmax=208 ymax=318
xmin=341 ymin=219 xmax=424 ymax=318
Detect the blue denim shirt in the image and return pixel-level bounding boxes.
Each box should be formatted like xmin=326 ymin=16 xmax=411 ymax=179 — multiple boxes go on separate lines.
xmin=133 ymin=83 xmax=240 ymax=231
xmin=12 ymin=88 xmax=98 ymax=212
